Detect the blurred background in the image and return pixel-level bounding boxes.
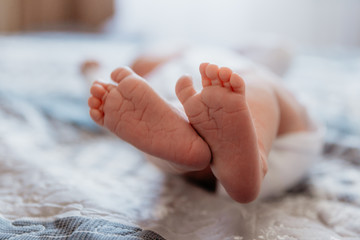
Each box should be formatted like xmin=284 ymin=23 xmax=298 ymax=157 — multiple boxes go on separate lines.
xmin=0 ymin=0 xmax=360 ymax=143
xmin=116 ymin=0 xmax=360 ymax=48
xmin=1 ymin=2 xmax=360 ymax=239
xmin=1 ymin=0 xmax=360 ymax=47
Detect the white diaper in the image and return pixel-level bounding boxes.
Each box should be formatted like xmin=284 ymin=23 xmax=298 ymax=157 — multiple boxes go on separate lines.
xmin=217 ymin=127 xmax=325 ymax=200
xmin=146 ymin=46 xmax=325 ymax=200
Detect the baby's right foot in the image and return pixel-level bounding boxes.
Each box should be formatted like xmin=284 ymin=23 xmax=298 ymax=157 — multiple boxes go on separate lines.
xmin=176 ymin=63 xmax=263 ymax=203
xmin=88 ymin=67 xmax=211 ymax=172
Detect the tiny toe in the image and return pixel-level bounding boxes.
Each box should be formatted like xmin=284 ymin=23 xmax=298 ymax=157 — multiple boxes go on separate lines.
xmin=111 ymin=67 xmax=136 ymax=83
xmin=90 ymin=83 xmax=107 ymax=99
xmin=175 ymin=75 xmax=196 ymax=105
xmin=230 ymin=73 xmax=245 ymax=94
xmin=199 ymin=63 xmax=212 ymax=87
xmin=219 ymin=67 xmax=232 ymax=82
xmin=89 ymin=109 xmax=104 ymax=125
xmin=219 ymin=67 xmax=232 ymax=90
xmin=88 ymin=96 xmax=102 ymax=108
xmin=199 ymin=63 xmax=209 ymax=76
xmin=205 ymin=64 xmax=219 ymax=79
xmin=206 ymin=64 xmax=222 ymax=86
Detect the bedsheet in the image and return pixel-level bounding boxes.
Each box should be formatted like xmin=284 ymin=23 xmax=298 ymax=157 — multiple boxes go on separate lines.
xmin=0 ymin=35 xmax=360 ymax=240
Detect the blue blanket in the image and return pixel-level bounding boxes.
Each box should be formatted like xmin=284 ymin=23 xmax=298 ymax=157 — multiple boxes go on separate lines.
xmin=0 ymin=217 xmax=164 ymax=240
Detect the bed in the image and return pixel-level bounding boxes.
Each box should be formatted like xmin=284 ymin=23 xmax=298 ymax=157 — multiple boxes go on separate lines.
xmin=0 ymin=34 xmax=360 ymax=240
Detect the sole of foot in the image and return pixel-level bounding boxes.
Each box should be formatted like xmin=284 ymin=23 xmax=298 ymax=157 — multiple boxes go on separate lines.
xmin=88 ymin=67 xmax=211 ymax=172
xmin=176 ymin=63 xmax=262 ymax=203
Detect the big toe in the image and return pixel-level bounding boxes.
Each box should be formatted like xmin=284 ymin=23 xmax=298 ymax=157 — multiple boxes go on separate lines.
xmin=175 ymin=75 xmax=196 ymax=105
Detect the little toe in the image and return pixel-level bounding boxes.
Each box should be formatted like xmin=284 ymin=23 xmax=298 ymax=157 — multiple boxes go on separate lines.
xmin=219 ymin=67 xmax=232 ymax=90
xmin=89 ymin=109 xmax=104 ymax=125
xmin=90 ymin=83 xmax=107 ymax=99
xmin=230 ymin=72 xmax=246 ymax=95
xmin=205 ymin=64 xmax=222 ymax=86
xmin=176 ymin=75 xmax=197 ymax=105
xmin=111 ymin=67 xmax=137 ymax=83
xmin=199 ymin=63 xmax=212 ymax=87
xmin=88 ymin=96 xmax=102 ymax=109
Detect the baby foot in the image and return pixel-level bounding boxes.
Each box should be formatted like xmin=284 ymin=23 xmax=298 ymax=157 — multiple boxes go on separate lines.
xmin=176 ymin=63 xmax=262 ymax=202
xmin=88 ymin=67 xmax=211 ymax=171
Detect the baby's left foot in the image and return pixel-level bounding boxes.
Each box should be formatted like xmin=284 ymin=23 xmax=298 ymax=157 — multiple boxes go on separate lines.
xmin=176 ymin=63 xmax=263 ymax=202
xmin=88 ymin=67 xmax=211 ymax=172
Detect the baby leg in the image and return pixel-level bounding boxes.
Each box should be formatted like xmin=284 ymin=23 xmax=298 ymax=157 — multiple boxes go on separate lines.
xmin=176 ymin=63 xmax=312 ymax=203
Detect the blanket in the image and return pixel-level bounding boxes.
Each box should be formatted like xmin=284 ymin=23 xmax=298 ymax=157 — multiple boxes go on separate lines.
xmin=0 ymin=35 xmax=360 ymax=240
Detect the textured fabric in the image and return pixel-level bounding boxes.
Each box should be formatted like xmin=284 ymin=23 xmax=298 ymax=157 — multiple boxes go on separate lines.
xmin=0 ymin=217 xmax=165 ymax=240
xmin=1 ymin=35 xmax=360 ymax=240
